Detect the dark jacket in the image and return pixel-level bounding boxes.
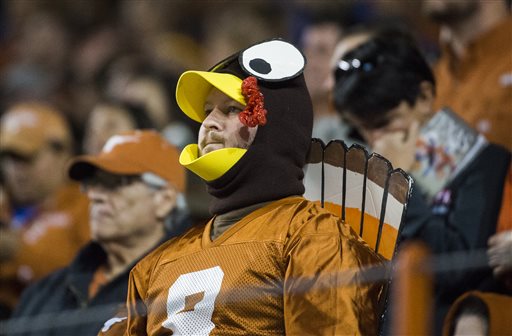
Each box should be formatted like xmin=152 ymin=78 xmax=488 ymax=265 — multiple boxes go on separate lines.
xmin=399 ymin=143 xmax=511 ymax=335
xmin=5 ymin=233 xmax=176 ymax=336
xmin=5 ymin=242 xmax=130 ymax=336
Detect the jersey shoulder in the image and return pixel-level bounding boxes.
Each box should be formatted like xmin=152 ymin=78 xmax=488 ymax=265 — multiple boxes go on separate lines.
xmin=273 ymin=197 xmax=378 ymax=260
xmin=276 ymin=197 xmax=354 ymax=237
xmin=132 ymin=224 xmax=206 ymax=276
xmin=234 ymin=196 xmax=354 ymax=242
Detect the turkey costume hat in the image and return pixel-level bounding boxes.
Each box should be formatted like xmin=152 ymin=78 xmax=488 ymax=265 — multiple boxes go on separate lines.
xmin=176 ymin=39 xmax=313 ymax=215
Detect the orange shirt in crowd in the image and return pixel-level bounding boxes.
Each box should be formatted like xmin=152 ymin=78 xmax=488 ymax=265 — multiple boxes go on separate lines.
xmin=0 ymin=183 xmax=90 ymax=310
xmin=434 ymin=17 xmax=512 ymax=151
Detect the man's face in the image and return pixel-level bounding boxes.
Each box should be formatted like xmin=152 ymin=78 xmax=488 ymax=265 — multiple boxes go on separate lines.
xmin=1 ymin=146 xmax=69 ymax=206
xmin=198 ymin=86 xmax=258 ymax=156
xmin=84 ymin=171 xmax=161 ymax=242
xmin=422 ymin=0 xmax=479 ymax=24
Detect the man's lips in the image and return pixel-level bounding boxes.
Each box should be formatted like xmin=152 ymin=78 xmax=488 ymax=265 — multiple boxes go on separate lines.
xmin=203 ymin=142 xmax=222 ymax=150
xmin=201 ymin=137 xmax=223 ymax=148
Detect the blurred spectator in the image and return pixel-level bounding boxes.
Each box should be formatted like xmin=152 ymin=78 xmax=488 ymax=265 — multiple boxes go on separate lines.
xmin=6 ymin=130 xmax=191 ymax=336
xmin=96 ymin=54 xmax=202 ymax=218
xmin=331 ymin=27 xmax=511 ymax=335
xmin=443 ymin=291 xmax=512 ymax=336
xmin=201 ymin=1 xmax=289 ymax=67
xmin=0 ymin=102 xmax=90 ymax=318
xmin=143 ymin=31 xmax=204 ymax=79
xmin=70 ymin=26 xmax=123 ymax=87
xmin=1 ymin=11 xmax=70 ymax=105
xmin=114 ymin=0 xmax=205 ymax=133
xmin=299 ymin=11 xmax=354 ymax=144
xmin=98 ymin=52 xmax=196 ymax=144
xmin=110 ymin=74 xmax=171 ymax=130
xmin=423 ymin=0 xmax=512 ymax=150
xmin=443 ymin=167 xmax=511 ymax=336
xmin=118 ymin=0 xmax=205 ymax=74
xmin=64 ymin=24 xmax=128 ymax=129
xmin=82 ymin=100 xmax=155 ymax=155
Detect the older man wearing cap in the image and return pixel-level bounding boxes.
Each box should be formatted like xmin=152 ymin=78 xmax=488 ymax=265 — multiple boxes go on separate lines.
xmin=5 ymin=130 xmax=189 ymax=336
xmin=115 ymin=39 xmax=384 ymax=336
xmin=0 ymin=102 xmax=90 ymax=318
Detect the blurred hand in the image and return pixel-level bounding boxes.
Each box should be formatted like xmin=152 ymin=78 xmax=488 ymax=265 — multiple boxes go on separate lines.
xmin=372 ymin=120 xmax=420 ymax=171
xmin=488 ymin=230 xmax=512 ymax=279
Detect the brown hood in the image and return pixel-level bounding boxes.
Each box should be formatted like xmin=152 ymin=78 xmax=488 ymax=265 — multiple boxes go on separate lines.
xmin=205 ymin=40 xmax=313 ymax=215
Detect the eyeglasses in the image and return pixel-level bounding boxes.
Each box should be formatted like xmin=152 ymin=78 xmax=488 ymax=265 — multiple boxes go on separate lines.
xmin=0 ymin=142 xmax=67 ymax=165
xmin=333 ymin=57 xmax=380 ymax=81
xmin=81 ymin=172 xmax=141 ymax=192
xmin=334 ymin=55 xmax=388 ymax=81
xmin=0 ymin=151 xmax=37 ymax=164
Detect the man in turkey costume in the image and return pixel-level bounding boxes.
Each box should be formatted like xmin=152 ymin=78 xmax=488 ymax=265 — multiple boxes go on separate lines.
xmin=115 ymin=39 xmax=384 ymax=336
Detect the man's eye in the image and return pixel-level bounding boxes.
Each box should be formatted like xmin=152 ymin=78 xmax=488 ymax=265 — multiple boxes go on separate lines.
xmin=204 ymin=108 xmax=213 ymax=116
xmin=227 ymin=106 xmax=242 ymax=114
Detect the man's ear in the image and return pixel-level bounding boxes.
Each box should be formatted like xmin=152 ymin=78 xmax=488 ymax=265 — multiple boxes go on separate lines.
xmin=416 ymin=81 xmax=435 ymax=120
xmin=153 ymin=186 xmax=178 ymax=220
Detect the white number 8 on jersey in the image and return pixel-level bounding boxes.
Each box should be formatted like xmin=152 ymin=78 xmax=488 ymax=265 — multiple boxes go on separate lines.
xmin=162 ymin=266 xmax=224 ymax=335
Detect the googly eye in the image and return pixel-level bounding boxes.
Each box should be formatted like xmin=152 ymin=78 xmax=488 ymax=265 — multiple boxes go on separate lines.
xmin=239 ymin=39 xmax=306 ymax=82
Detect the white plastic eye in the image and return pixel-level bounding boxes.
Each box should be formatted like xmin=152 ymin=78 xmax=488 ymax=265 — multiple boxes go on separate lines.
xmin=239 ymin=39 xmax=306 ymax=82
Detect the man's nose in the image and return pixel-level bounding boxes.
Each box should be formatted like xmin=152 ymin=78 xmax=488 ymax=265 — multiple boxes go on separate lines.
xmin=85 ymin=185 xmax=109 ymax=203
xmin=323 ymin=72 xmax=335 ymax=93
xmin=203 ymin=108 xmax=223 ymax=130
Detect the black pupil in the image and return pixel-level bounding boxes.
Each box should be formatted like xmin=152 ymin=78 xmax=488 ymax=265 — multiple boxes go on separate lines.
xmin=249 ymin=58 xmax=272 ymax=75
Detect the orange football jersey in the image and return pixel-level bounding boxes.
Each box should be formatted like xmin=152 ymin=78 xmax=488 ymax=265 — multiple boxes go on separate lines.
xmin=122 ymin=196 xmax=384 ymax=335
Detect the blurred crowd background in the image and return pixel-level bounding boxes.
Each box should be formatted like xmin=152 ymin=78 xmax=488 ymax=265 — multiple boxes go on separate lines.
xmin=0 ymin=1 xmax=511 ymax=335
xmin=0 ymin=0 xmax=439 ymax=148
xmin=0 ymin=0 xmax=442 ymax=220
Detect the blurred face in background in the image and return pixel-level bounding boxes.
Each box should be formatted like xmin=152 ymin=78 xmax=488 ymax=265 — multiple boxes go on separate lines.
xmin=17 ymin=12 xmax=70 ymax=70
xmin=422 ymin=0 xmax=479 ymax=24
xmin=301 ymin=23 xmax=342 ymax=104
xmin=342 ymin=100 xmax=424 ymax=148
xmin=83 ymin=103 xmax=136 ymax=154
xmin=1 ymin=145 xmax=70 ymax=206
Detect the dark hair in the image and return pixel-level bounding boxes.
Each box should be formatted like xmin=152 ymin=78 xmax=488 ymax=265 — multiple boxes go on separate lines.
xmin=332 ymin=27 xmax=435 ymax=129
xmin=120 ymin=101 xmax=156 ymax=130
xmin=100 ymin=98 xmax=156 ymax=130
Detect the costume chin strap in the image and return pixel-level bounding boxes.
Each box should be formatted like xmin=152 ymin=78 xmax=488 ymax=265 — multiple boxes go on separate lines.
xmin=179 ymin=144 xmax=247 ymax=181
